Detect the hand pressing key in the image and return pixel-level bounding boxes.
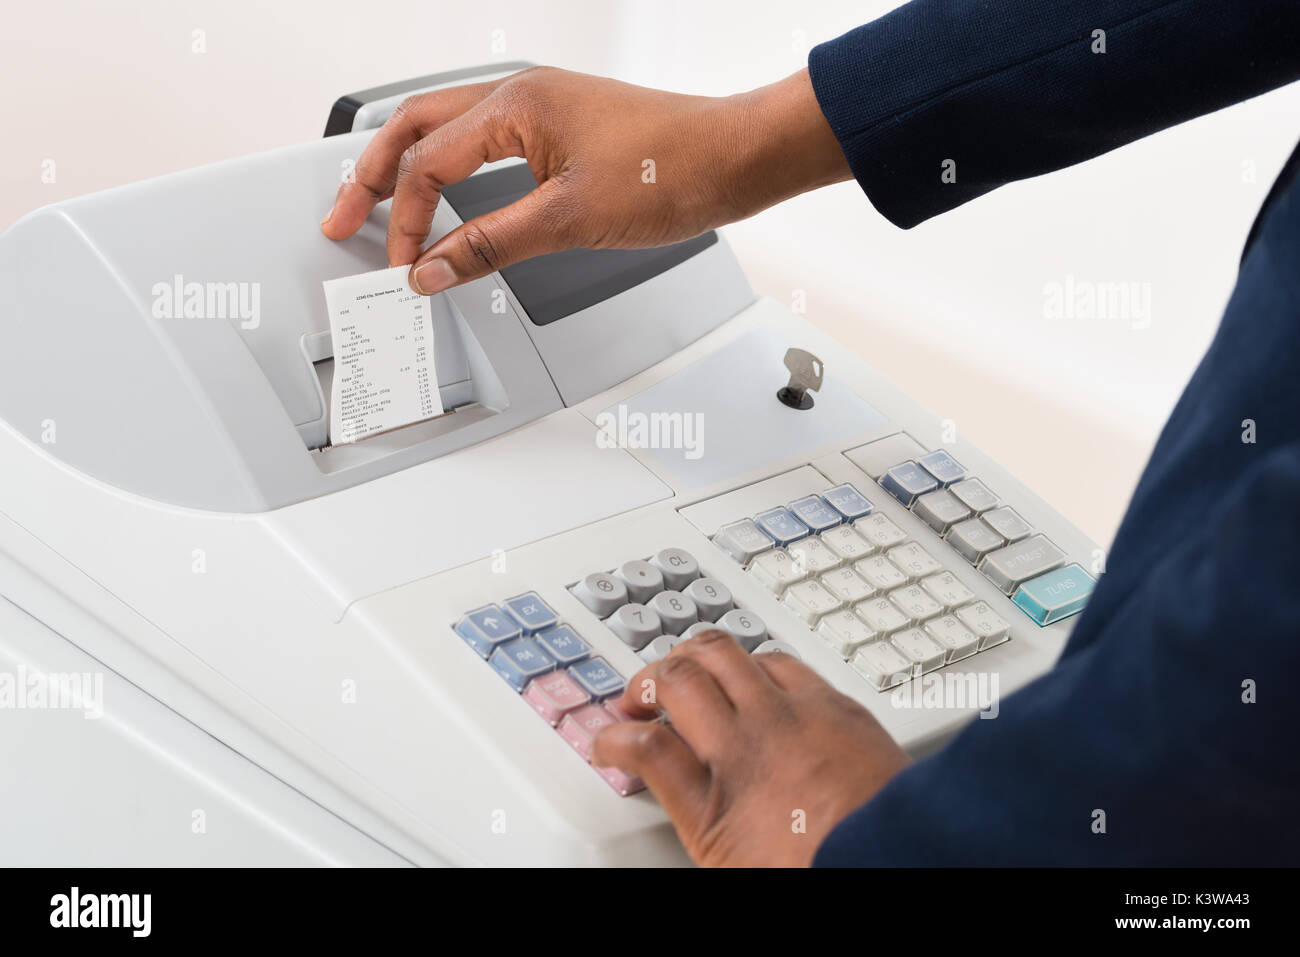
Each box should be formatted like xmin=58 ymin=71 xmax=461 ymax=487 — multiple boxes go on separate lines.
xmin=590 ymin=629 xmax=910 ymax=867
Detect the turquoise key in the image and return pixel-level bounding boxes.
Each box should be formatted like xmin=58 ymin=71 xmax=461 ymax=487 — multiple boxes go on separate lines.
xmin=1012 ymin=564 xmax=1097 ymax=625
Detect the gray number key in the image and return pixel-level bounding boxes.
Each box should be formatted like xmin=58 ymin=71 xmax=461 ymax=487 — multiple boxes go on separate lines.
xmin=980 ymin=535 xmax=1066 ymax=594
xmin=685 ymin=577 xmax=734 ymax=620
xmin=649 ymin=590 xmax=699 ymax=635
xmin=717 ymin=609 xmax=768 ymax=651
xmin=605 ymin=602 xmax=662 ymax=650
xmin=640 ymin=634 xmax=680 ymax=663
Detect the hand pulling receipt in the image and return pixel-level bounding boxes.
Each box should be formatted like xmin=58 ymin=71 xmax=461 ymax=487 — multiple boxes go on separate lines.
xmin=323 ymin=264 xmax=444 ymax=444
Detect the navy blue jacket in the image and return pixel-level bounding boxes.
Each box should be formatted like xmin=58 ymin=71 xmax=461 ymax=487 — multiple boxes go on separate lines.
xmin=809 ymin=0 xmax=1300 ymax=865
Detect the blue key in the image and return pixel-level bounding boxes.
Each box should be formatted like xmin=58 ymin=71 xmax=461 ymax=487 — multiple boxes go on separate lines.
xmin=489 ymin=638 xmax=556 ymax=691
xmin=568 ymin=657 xmax=625 ymax=699
xmin=918 ymin=449 xmax=966 ymax=486
xmin=502 ymin=592 xmax=558 ymax=634
xmin=788 ymin=495 xmax=842 ymax=532
xmin=1012 ymin=564 xmax=1097 ymax=626
xmin=880 ymin=461 xmax=939 ymax=506
xmin=455 ymin=603 xmax=522 ymax=658
xmin=822 ymin=483 xmax=874 ymax=520
xmin=535 ymin=625 xmax=590 ymax=666
xmin=754 ymin=507 xmax=810 ymax=546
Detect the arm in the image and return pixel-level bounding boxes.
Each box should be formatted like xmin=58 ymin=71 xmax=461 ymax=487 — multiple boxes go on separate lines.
xmin=809 ymin=0 xmax=1300 ymax=227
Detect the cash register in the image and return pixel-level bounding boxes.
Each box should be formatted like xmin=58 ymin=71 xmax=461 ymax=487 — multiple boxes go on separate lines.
xmin=0 ymin=63 xmax=1100 ymax=866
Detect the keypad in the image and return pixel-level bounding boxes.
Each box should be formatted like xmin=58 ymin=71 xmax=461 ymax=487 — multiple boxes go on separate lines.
xmin=707 ymin=479 xmax=1045 ymax=692
xmin=452 ymin=457 xmax=1094 ymax=798
xmin=572 ymin=549 xmax=773 ymax=661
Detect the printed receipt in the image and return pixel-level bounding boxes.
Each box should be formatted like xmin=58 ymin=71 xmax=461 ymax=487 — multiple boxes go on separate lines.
xmin=323 ymin=264 xmax=443 ymax=444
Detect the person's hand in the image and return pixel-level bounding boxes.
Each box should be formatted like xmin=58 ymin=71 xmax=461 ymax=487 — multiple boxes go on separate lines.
xmin=321 ymin=66 xmax=850 ymax=294
xmin=590 ymin=630 xmax=910 ymax=867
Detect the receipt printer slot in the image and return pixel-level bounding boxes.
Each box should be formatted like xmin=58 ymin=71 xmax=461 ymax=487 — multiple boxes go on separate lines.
xmin=296 ymin=291 xmax=504 ymax=466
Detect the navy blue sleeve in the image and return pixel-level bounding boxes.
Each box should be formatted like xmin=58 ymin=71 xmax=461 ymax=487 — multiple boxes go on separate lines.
xmin=808 ymin=0 xmax=1300 ymax=865
xmin=808 ymin=0 xmax=1300 ymax=228
xmin=811 ymin=35 xmax=1300 ymax=860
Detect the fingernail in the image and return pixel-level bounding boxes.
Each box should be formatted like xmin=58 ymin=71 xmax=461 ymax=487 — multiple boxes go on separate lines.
xmin=320 ymin=208 xmax=334 ymax=228
xmin=412 ymin=258 xmax=456 ymax=295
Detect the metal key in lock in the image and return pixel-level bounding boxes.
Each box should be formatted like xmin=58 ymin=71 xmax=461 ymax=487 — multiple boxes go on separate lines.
xmin=777 ymin=347 xmax=824 ymax=410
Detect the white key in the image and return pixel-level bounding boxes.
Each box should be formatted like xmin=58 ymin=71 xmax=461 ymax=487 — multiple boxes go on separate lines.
xmin=854 ymin=512 xmax=908 ymax=549
xmin=685 ymin=577 xmax=734 ymax=621
xmin=717 ymin=609 xmax=768 ymax=651
xmin=782 ymin=579 xmax=844 ymax=624
xmin=651 ymin=547 xmax=701 ymax=590
xmin=852 ymin=641 xmax=913 ymax=690
xmin=920 ymin=571 xmax=975 ymax=609
xmin=854 ymin=554 xmax=909 ymax=591
xmin=855 ymin=596 xmax=910 ymax=634
xmin=639 ymin=634 xmax=680 ymax=663
xmin=752 ymin=639 xmax=801 ymax=659
xmin=616 ymin=560 xmax=665 ymax=603
xmin=950 ymin=478 xmax=999 ymax=514
xmin=820 ymin=525 xmax=874 ymax=561
xmin=605 ymin=603 xmax=661 ymax=650
xmin=748 ymin=548 xmax=808 ymax=594
xmin=912 ymin=489 xmax=971 ymax=533
xmin=982 ymin=507 xmax=1032 ymax=543
xmin=924 ymin=615 xmax=980 ymax=662
xmin=570 ymin=572 xmax=629 ymax=618
xmin=886 ymin=542 xmax=943 ymax=579
xmin=649 ymin=590 xmax=699 ymax=635
xmin=890 ymin=627 xmax=948 ymax=674
xmin=787 ymin=536 xmax=842 ymax=574
xmin=957 ymin=601 xmax=1011 ymax=648
xmin=820 ymin=567 xmax=875 ymax=604
xmin=817 ymin=609 xmax=877 ymax=658
xmin=888 ymin=584 xmax=943 ymax=621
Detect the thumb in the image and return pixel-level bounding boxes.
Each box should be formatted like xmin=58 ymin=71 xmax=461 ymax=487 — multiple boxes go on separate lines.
xmin=407 ymin=178 xmax=573 ymax=295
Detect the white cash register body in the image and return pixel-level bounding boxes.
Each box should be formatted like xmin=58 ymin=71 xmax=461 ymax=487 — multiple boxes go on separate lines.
xmin=0 ymin=66 xmax=1096 ymax=866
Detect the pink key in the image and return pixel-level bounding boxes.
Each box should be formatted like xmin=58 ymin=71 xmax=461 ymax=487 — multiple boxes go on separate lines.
xmin=523 ymin=671 xmax=590 ymax=726
xmin=558 ymin=704 xmax=618 ymax=760
xmin=603 ymin=701 xmax=634 ymax=723
xmin=596 ymin=765 xmax=646 ymax=796
xmin=595 ymin=705 xmax=647 ymax=795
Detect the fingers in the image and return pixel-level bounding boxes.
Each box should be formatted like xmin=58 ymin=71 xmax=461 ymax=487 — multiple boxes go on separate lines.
xmin=407 ymin=175 xmax=577 ymax=292
xmin=620 ymin=651 xmax=736 ymax=752
xmin=320 ymin=81 xmax=498 ymax=242
xmin=752 ymin=650 xmax=827 ymax=692
xmin=591 ymin=721 xmax=710 ymax=824
xmin=667 ymin=629 xmax=781 ymax=709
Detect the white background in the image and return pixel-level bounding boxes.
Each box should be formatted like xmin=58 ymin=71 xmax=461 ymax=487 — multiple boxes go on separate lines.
xmin=3 ymin=0 xmax=1298 ymax=546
